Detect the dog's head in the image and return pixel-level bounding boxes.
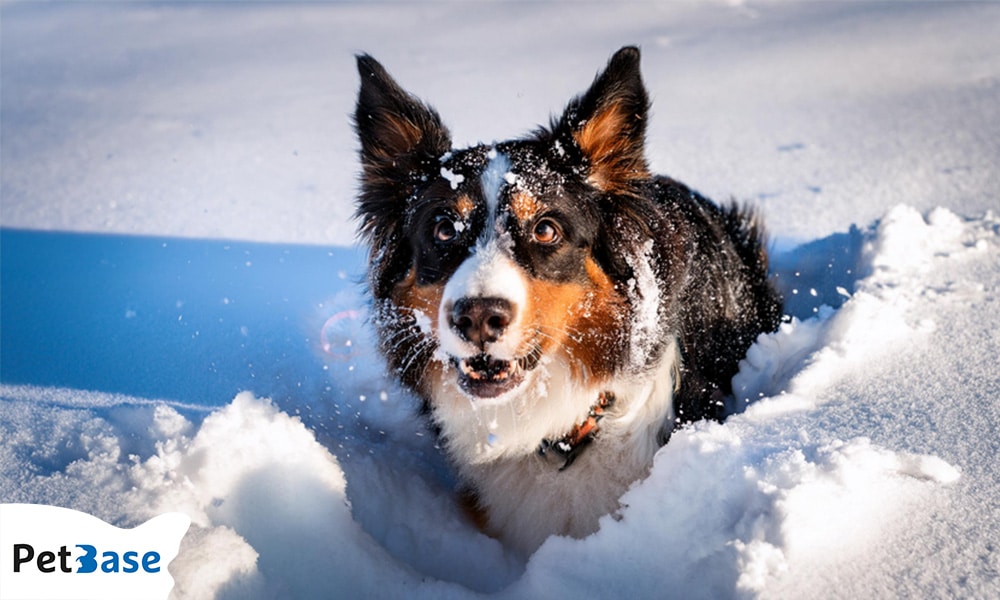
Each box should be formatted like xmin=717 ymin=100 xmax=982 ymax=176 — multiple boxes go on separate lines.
xmin=354 ymin=47 xmax=667 ymax=405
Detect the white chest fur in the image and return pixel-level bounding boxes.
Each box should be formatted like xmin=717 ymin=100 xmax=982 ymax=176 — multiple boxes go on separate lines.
xmin=430 ymin=340 xmax=680 ymax=556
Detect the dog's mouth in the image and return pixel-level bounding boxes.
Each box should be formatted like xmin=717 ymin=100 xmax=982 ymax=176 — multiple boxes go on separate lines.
xmin=451 ymin=350 xmax=541 ymax=399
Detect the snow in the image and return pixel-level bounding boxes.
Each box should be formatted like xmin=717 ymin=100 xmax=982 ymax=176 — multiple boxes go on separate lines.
xmin=440 ymin=166 xmax=465 ymax=191
xmin=624 ymin=238 xmax=663 ymax=372
xmin=2 ymin=1 xmax=999 ymax=598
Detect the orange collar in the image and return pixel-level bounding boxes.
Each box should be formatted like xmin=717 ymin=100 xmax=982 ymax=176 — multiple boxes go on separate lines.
xmin=539 ymin=391 xmax=616 ymax=471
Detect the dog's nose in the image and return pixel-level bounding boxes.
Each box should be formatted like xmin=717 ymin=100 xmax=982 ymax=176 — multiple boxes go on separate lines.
xmin=450 ymin=298 xmax=513 ymax=347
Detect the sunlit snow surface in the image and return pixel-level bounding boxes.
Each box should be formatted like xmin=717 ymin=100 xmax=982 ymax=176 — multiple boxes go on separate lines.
xmin=2 ymin=2 xmax=999 ymax=598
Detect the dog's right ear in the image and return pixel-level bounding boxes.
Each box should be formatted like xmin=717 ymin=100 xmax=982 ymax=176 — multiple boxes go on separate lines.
xmin=354 ymin=54 xmax=451 ymax=197
xmin=354 ymin=55 xmax=451 ymax=297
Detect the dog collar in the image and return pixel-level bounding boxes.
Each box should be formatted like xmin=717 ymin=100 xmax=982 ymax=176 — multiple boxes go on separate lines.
xmin=538 ymin=391 xmax=616 ymax=471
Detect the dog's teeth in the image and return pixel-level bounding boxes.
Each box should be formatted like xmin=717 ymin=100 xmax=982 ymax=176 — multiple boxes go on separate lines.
xmin=457 ymin=356 xmax=527 ymax=386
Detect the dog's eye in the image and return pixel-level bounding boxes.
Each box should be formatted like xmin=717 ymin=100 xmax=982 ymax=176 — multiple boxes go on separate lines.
xmin=532 ymin=219 xmax=562 ymax=245
xmin=434 ymin=217 xmax=458 ymax=243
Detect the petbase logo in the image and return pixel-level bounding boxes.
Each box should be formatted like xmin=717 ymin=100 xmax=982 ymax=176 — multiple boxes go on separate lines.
xmin=0 ymin=504 xmax=189 ymax=600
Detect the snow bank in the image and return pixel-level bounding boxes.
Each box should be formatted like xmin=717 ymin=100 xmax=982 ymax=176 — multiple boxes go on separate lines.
xmin=5 ymin=204 xmax=994 ymax=598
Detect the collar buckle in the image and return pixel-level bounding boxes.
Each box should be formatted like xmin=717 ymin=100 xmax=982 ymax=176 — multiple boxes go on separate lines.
xmin=538 ymin=391 xmax=616 ymax=471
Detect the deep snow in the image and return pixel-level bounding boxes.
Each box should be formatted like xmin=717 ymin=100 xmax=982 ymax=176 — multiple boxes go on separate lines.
xmin=2 ymin=2 xmax=999 ymax=599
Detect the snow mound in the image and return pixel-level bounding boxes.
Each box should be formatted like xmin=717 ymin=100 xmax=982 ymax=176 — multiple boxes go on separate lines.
xmin=125 ymin=393 xmax=421 ymax=599
xmin=511 ymin=428 xmax=957 ymax=600
xmin=736 ymin=204 xmax=984 ymax=412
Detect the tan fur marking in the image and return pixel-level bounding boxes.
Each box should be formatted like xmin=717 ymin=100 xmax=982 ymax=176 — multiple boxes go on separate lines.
xmin=455 ymin=194 xmax=476 ymax=220
xmin=523 ymin=255 xmax=625 ymax=383
xmin=510 ymin=192 xmax=543 ymax=223
xmin=573 ymin=104 xmax=648 ymax=192
xmin=567 ymin=256 xmax=628 ymax=380
xmin=390 ymin=267 xmax=447 ymax=397
xmin=369 ymin=114 xmax=424 ymax=162
xmin=584 ymin=254 xmax=615 ymax=291
xmin=392 ymin=267 xmax=444 ymax=331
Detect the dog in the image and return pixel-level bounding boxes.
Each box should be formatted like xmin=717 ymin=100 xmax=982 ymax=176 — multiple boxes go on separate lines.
xmin=353 ymin=46 xmax=783 ymax=556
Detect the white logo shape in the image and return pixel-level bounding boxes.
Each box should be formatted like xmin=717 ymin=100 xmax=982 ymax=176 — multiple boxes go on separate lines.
xmin=0 ymin=504 xmax=189 ymax=600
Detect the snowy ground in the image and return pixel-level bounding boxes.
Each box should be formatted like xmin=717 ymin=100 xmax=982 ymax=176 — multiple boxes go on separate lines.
xmin=2 ymin=2 xmax=999 ymax=598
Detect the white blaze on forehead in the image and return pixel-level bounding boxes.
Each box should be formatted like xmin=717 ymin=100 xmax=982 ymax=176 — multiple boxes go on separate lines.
xmin=480 ymin=150 xmax=511 ymax=232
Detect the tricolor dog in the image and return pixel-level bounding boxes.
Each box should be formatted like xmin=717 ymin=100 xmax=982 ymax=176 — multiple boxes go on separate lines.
xmin=353 ymin=46 xmax=782 ymax=556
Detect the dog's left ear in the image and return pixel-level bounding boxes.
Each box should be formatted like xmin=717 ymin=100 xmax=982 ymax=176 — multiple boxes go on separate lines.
xmin=553 ymin=46 xmax=650 ymax=193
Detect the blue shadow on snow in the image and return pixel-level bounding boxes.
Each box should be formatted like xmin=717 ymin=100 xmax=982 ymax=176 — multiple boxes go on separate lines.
xmin=1 ymin=228 xmax=367 ymax=407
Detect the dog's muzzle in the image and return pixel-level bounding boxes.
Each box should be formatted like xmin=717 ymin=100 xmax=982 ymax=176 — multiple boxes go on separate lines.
xmin=445 ymin=297 xmax=540 ymax=398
